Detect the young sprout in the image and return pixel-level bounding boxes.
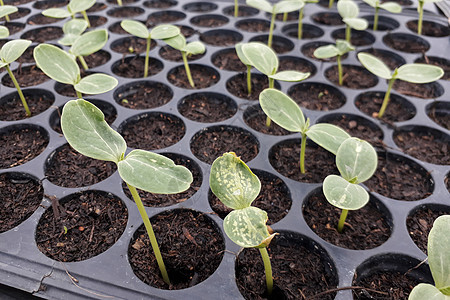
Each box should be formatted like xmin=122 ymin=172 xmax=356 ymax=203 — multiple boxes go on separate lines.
xmin=234 ymin=0 xmax=239 ymax=17
xmin=0 ymin=4 xmax=17 ymax=29
xmin=0 ymin=40 xmax=32 ymax=117
xmin=322 ymin=137 xmax=377 ymax=233
xmin=210 ymin=152 xmax=277 ymax=295
xmin=240 ymin=42 xmax=310 ymax=126
xmin=69 ymin=29 xmax=109 ymax=70
xmin=417 ymin=0 xmax=443 ymax=35
xmin=61 ymin=99 xmax=193 ymax=285
xmin=362 ymin=0 xmax=401 ymax=31
xmin=297 ymin=0 xmax=318 ymax=39
xmin=58 ymin=19 xmax=88 ymax=46
xmin=409 ymin=215 xmax=450 ymax=300
xmin=358 ymin=53 xmax=444 ymax=118
xmin=162 ymin=33 xmax=206 ymax=88
xmin=42 ymin=0 xmax=95 ymax=28
xmin=235 ymin=43 xmax=254 ymax=97
xmin=337 ymin=0 xmax=368 ymax=43
xmin=260 ymin=88 xmax=350 ymax=174
xmin=246 ymin=0 xmax=304 ymax=48
xmin=314 ymin=39 xmax=354 ymax=86
xmin=120 ymin=20 xmax=180 ymax=78
xmin=34 ymin=44 xmax=118 ymax=98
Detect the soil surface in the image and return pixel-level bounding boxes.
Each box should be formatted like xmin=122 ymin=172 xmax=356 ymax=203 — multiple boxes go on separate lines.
xmin=116 ymin=81 xmax=172 ymax=109
xmin=244 ymin=105 xmax=291 ymax=136
xmin=190 ymin=15 xmax=228 ymax=28
xmin=355 ymin=92 xmax=415 ymax=122
xmin=303 ymin=191 xmax=391 ymax=250
xmin=332 ymin=29 xmax=375 ymax=46
xmin=112 ymin=56 xmax=163 ymax=78
xmin=212 ymin=48 xmax=246 ymax=71
xmin=21 ymin=26 xmax=63 ymax=43
xmin=17 ymin=45 xmax=36 ymax=64
xmin=393 ymin=80 xmax=442 ymax=99
xmin=33 ymin=0 xmax=69 ymax=9
xmin=2 ymin=65 xmax=49 ymax=88
xmin=109 ymin=21 xmax=129 ymax=35
xmin=178 ymin=93 xmax=237 ymax=123
xmin=0 ymin=8 xmax=29 ymax=21
xmin=81 ymin=50 xmax=111 ymax=69
xmin=147 ymin=11 xmax=186 ymax=26
xmin=302 ymin=41 xmax=348 ymax=62
xmin=200 ymin=30 xmax=242 ymax=47
xmin=183 ymin=2 xmax=217 ymax=12
xmin=361 ymin=48 xmax=405 ymax=69
xmin=383 ymin=34 xmax=429 ymax=53
xmin=27 ymin=14 xmax=60 ymax=25
xmin=427 ymin=102 xmax=449 ymax=129
xmin=0 ymin=173 xmax=43 ymax=233
xmin=325 ymin=65 xmax=378 ymax=89
xmin=4 ymin=22 xmax=25 ymax=35
xmin=87 ymin=16 xmax=108 ymax=28
xmin=288 ymin=82 xmax=345 ymax=111
xmin=226 ymin=73 xmax=272 ymax=100
xmin=128 ymin=209 xmax=224 ymax=289
xmin=87 ymin=2 xmax=107 ymax=12
xmin=35 ymin=191 xmax=127 ymax=262
xmin=144 ymin=0 xmax=177 ymax=8
xmin=278 ymin=56 xmax=316 ymax=75
xmin=406 ymin=20 xmax=450 ymax=37
xmin=312 ymin=12 xmax=344 ymax=26
xmin=250 ymin=35 xmax=293 ymax=54
xmin=45 ymin=144 xmax=116 ymax=188
xmin=223 ymin=6 xmax=259 ymax=17
xmin=167 ymin=65 xmax=219 ymax=89
xmin=283 ymin=24 xmax=324 ymax=40
xmin=0 ymin=91 xmax=54 ymax=121
xmin=159 ymin=45 xmax=204 ymax=62
xmin=236 ymin=19 xmax=270 ymax=32
xmin=107 ymin=7 xmax=144 ymax=18
xmin=111 ymin=37 xmax=156 ymax=54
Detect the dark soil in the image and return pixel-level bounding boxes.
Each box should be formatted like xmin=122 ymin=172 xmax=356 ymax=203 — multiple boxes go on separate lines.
xmin=269 ymin=140 xmax=339 ymax=183
xmin=183 ymin=2 xmax=217 ymax=12
xmin=190 ymin=15 xmax=228 ymax=28
xmin=0 ymin=90 xmax=54 ymax=121
xmin=178 ymin=93 xmax=237 ymax=123
xmin=226 ymin=73 xmax=272 ymax=100
xmin=115 ymin=81 xmax=172 ymax=109
xmin=178 ymin=25 xmax=196 ymax=38
xmin=312 ymin=12 xmax=344 ymax=26
xmin=406 ymin=20 xmax=450 ymax=37
xmin=236 ymin=233 xmax=337 ymax=300
xmin=35 ymin=191 xmax=127 ymax=262
xmin=209 ymin=170 xmax=291 ymax=224
xmin=0 ymin=8 xmax=29 ymax=21
xmin=383 ymin=34 xmax=429 ymax=53
xmin=108 ymin=21 xmax=129 ymax=34
xmin=278 ymin=56 xmax=316 ymax=75
xmin=393 ymin=128 xmax=449 ymax=165
xmin=361 ymin=48 xmax=405 ymax=70
xmin=244 ymin=105 xmax=291 ymax=136
xmin=144 ymin=0 xmax=177 ymax=9
xmin=87 ymin=16 xmax=108 ymax=28
xmin=4 ymin=22 xmax=25 ymax=35
xmin=283 ymin=24 xmax=324 ymax=40
xmin=190 ymin=126 xmax=259 ymax=164
xmin=20 ymin=26 xmax=63 ymax=43
xmin=33 ymin=0 xmax=69 ymax=9
xmin=363 ymin=15 xmax=399 ymax=31
xmin=159 ymin=45 xmax=204 ymax=62
xmin=120 ymin=113 xmax=185 ymax=150
xmin=147 ymin=11 xmax=186 ymax=26
xmin=273 ymin=11 xmax=298 ymax=21
xmin=5 ymin=0 xmax=33 ymax=4
xmin=110 ymin=37 xmax=156 ymax=54
xmin=45 ymin=144 xmax=117 ymax=188
xmin=112 ymin=56 xmax=163 ymax=78
xmin=87 ymin=2 xmax=107 ymax=12
xmin=407 ymin=206 xmax=450 ymax=254
xmin=303 ymin=191 xmax=391 ymax=250
xmin=80 ymin=50 xmax=111 ymax=69
xmin=393 ymin=80 xmax=443 ymax=99
xmin=249 ymin=35 xmax=293 ymax=54
xmin=107 ymin=7 xmax=144 ymax=18
xmin=288 ymin=82 xmax=345 ymax=111
xmin=54 ymin=83 xmax=78 ymax=97
xmin=122 ymin=153 xmax=201 ymax=207
xmin=0 ymin=126 xmax=48 ymax=169
xmin=325 ymin=65 xmax=378 ymax=89
xmin=0 ymin=173 xmax=43 ymax=233
xmin=108 ymin=0 xmax=139 ymax=4
xmin=223 ymin=5 xmax=259 ymax=17
xmin=16 ymin=45 xmax=36 ymax=64
xmin=27 ymin=14 xmax=60 ymax=25
xmin=415 ymin=55 xmax=450 ymax=80
xmin=167 ymin=65 xmax=219 ymax=89
xmin=364 ymin=153 xmax=433 ymax=200
xmin=212 ymin=48 xmax=246 ymax=72
xmin=427 ymin=102 xmax=449 ymax=129
xmin=128 ymin=209 xmax=224 ymax=289
xmin=200 ymin=30 xmax=242 ymax=46
xmin=355 ymin=92 xmax=415 ymax=122
xmin=2 ymin=65 xmax=49 ymax=88
xmin=332 ymin=29 xmax=375 ymax=46
xmin=381 ymin=0 xmax=412 ymax=5
xmin=236 ymin=19 xmax=270 ymax=32
xmin=301 ymin=41 xmax=348 ymax=62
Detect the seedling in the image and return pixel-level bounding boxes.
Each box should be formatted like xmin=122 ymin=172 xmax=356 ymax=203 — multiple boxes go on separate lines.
xmin=314 ymin=39 xmax=354 ymax=86
xmin=362 ymin=0 xmax=401 ymax=31
xmin=58 ymin=19 xmax=88 ymax=46
xmin=240 ymin=42 xmax=310 ymax=126
xmin=260 ymin=88 xmax=350 ymax=173
xmin=120 ymin=20 xmax=180 ymax=78
xmin=337 ymin=0 xmax=368 ymax=42
xmin=297 ymin=0 xmax=318 ymax=39
xmin=162 ymin=33 xmax=206 ymax=88
xmin=0 ymin=4 xmax=17 ymax=31
xmin=42 ymin=0 xmax=95 ymax=27
xmin=409 ymin=215 xmax=450 ymax=300
xmin=34 ymin=44 xmax=118 ymax=98
xmin=0 ymin=39 xmax=32 ymax=117
xmin=210 ymin=152 xmax=277 ymax=295
xmin=246 ymin=0 xmax=304 ymax=48
xmin=235 ymin=43 xmax=254 ymax=97
xmin=358 ymin=53 xmax=444 ymax=118
xmin=417 ymin=0 xmax=443 ymax=35
xmin=322 ymin=137 xmax=377 ymax=233
xmin=61 ymin=99 xmax=193 ymax=285
xmin=69 ymin=29 xmax=108 ymax=70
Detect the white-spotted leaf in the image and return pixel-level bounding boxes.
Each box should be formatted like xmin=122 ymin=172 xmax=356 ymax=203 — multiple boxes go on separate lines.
xmin=59 ymin=19 xmax=88 ymax=45
xmin=120 ymin=20 xmax=149 ymax=39
xmin=242 ymin=42 xmax=278 ymax=76
xmin=70 ymin=29 xmax=108 ymax=57
xmin=396 ymin=64 xmax=444 ymax=83
xmin=362 ymin=0 xmax=377 ymax=6
xmin=379 ymin=2 xmax=402 ymax=13
xmin=0 ymin=26 xmax=9 ymax=39
xmin=235 ymin=43 xmax=251 ymax=66
xmin=336 ymin=39 xmax=355 ymax=55
xmin=323 ymin=175 xmax=369 ymax=210
xmin=185 ymin=41 xmax=205 ymax=55
xmin=74 ymin=73 xmax=118 ymax=95
xmin=0 ymin=6 xmax=17 ymax=18
xmin=246 ymin=0 xmax=273 ymax=13
xmin=428 ymin=215 xmax=450 ymax=295
xmin=343 ymin=17 xmax=368 ymax=30
xmin=358 ymin=53 xmax=392 ymax=79
xmin=150 ymin=24 xmax=180 ymax=39
xmin=338 ymin=0 xmax=359 ymax=18
xmin=42 ymin=8 xmax=71 ymax=18
xmin=273 ymin=0 xmax=304 ymax=14
xmin=163 ymin=34 xmax=186 ymax=51
xmin=68 ymin=0 xmax=96 ymax=13
xmin=307 ymin=124 xmax=351 ymax=155
xmin=0 ymin=39 xmax=31 ymax=64
xmin=409 ymin=284 xmax=450 ymax=300
xmin=314 ymin=44 xmax=339 ymax=59
xmin=269 ymin=70 xmax=310 ymax=82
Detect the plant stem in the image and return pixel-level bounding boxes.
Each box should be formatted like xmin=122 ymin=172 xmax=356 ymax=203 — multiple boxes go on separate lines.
xmin=81 ymin=11 xmax=90 ymax=28
xmin=297 ymin=7 xmax=304 ymax=39
xmin=337 ymin=55 xmax=343 ymax=86
xmin=78 ymin=56 xmax=89 ymax=70
xmin=345 ymin=25 xmax=351 ymax=43
xmin=266 ymin=116 xmax=271 ymax=127
xmin=126 ymin=183 xmax=171 ymax=285
xmin=182 ymin=51 xmax=195 ymax=88
xmin=144 ymin=37 xmax=151 ymax=78
xmin=378 ymin=77 xmax=396 ymax=118
xmin=300 ymin=132 xmax=307 ymax=173
xmin=76 ymin=90 xmax=83 ymax=99
xmin=328 ymin=0 xmax=334 ymax=8
xmin=5 ymin=65 xmax=31 ymax=117
xmin=234 ymin=0 xmax=238 ymax=17
xmin=337 ymin=209 xmax=349 ymax=233
xmin=418 ymin=1 xmax=424 ymax=35
xmin=246 ymin=65 xmax=252 ymax=96
xmin=283 ymin=12 xmax=288 ymax=22
xmin=117 ymin=0 xmax=123 ymax=5
xmin=373 ymin=7 xmax=379 ymax=31
xmin=268 ymin=13 xmax=276 ymax=48
xmin=268 ymin=78 xmax=274 ymax=89
xmin=259 ymin=247 xmax=273 ymax=296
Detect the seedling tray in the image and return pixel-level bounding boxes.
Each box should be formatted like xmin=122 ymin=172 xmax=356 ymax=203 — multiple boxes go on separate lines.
xmin=0 ymin=0 xmax=449 ymax=299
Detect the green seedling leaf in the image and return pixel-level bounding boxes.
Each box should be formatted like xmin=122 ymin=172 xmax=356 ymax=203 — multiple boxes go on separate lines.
xmin=396 ymin=64 xmax=444 ymax=83
xmin=118 ymin=150 xmax=193 ymax=194
xmin=0 ymin=26 xmax=8 ymax=39
xmin=336 ymin=39 xmax=355 ymax=54
xmin=163 ymin=34 xmax=186 ymax=51
xmin=313 ymin=44 xmax=339 ymax=59
xmin=246 ymin=0 xmax=273 ymax=13
xmin=235 ymin=43 xmax=251 ymax=66
xmin=185 ymin=41 xmax=205 ymax=55
xmin=68 ymin=0 xmax=95 ymax=13
xmin=338 ymin=0 xmax=359 ymax=18
xmin=259 ymin=88 xmax=305 ymax=132
xmin=120 ymin=20 xmax=149 ymax=39
xmin=273 ymin=0 xmax=304 ymax=14
xmin=242 ymin=42 xmax=278 ymax=75
xmin=429 ymin=215 xmax=450 ymax=295
xmin=74 ymin=73 xmax=118 ymax=95
xmin=210 ymin=152 xmax=261 ymax=210
xmin=336 ymin=137 xmax=377 ymax=183
xmin=223 ymin=206 xmax=274 ymax=248
xmin=59 ymin=19 xmax=88 ymax=45
xmin=379 ymin=2 xmax=402 ymax=13
xmin=0 ymin=39 xmax=31 ymax=64
xmin=0 ymin=5 xmax=17 ymax=18
xmin=70 ymin=29 xmax=108 ymax=57
xmin=150 ymin=24 xmax=180 ymax=39
xmin=409 ymin=284 xmax=450 ymax=300
xmin=61 ymin=99 xmax=126 ymax=163
xmin=323 ymin=174 xmax=369 ymax=210
xmin=307 ymin=124 xmax=351 ymax=155
xmin=362 ymin=0 xmax=377 ymax=6
xmin=358 ymin=53 xmax=392 ymax=79
xmin=34 ymin=44 xmax=80 ymax=85
xmin=269 ymin=70 xmax=310 ymax=82
xmin=42 ymin=8 xmax=71 ymax=18
xmin=343 ymin=17 xmax=368 ymax=30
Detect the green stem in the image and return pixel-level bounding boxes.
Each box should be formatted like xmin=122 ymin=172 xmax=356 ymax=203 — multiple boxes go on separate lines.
xmin=126 ymin=183 xmax=171 ymax=285
xmin=337 ymin=209 xmax=349 ymax=233
xmin=268 ymin=13 xmax=276 ymax=48
xmin=81 ymin=11 xmax=90 ymax=28
xmin=328 ymin=0 xmax=334 ymax=8
xmin=234 ymin=0 xmax=238 ymax=17
xmin=300 ymin=132 xmax=307 ymax=174
xmin=182 ymin=51 xmax=195 ymax=88
xmin=283 ymin=12 xmax=288 ymax=22
xmin=247 ymin=65 xmax=252 ymax=96
xmin=6 ymin=65 xmax=30 ymax=117
xmin=345 ymin=25 xmax=351 ymax=43
xmin=76 ymin=90 xmax=83 ymax=99
xmin=418 ymin=1 xmax=424 ymax=35
xmin=78 ymin=56 xmax=89 ymax=70
xmin=259 ymin=247 xmax=273 ymax=296
xmin=266 ymin=116 xmax=271 ymax=127
xmin=373 ymin=7 xmax=379 ymax=31
xmin=268 ymin=77 xmax=274 ymax=89
xmin=117 ymin=0 xmax=123 ymax=5
xmin=378 ymin=77 xmax=396 ymax=118
xmin=337 ymin=55 xmax=343 ymax=86
xmin=298 ymin=7 xmax=304 ymax=40
xmin=144 ymin=37 xmax=151 ymax=78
